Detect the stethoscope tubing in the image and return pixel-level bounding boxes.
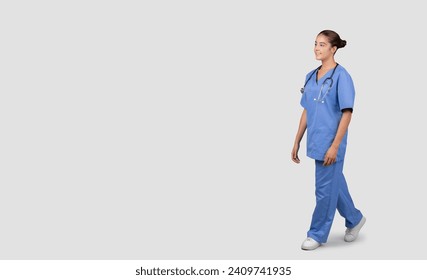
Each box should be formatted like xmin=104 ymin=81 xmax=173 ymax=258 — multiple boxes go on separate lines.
xmin=300 ymin=64 xmax=339 ymax=103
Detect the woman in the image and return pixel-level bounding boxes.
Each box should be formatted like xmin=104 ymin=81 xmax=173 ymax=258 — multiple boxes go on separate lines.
xmin=292 ymin=30 xmax=365 ymax=250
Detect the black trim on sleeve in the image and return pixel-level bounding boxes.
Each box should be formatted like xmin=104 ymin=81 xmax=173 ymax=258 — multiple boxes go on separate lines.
xmin=341 ymin=108 xmax=353 ymax=113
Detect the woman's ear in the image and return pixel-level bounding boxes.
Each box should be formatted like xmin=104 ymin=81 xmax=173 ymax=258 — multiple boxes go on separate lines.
xmin=332 ymin=46 xmax=337 ymax=54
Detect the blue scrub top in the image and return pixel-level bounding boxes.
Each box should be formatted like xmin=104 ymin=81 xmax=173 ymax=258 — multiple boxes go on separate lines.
xmin=300 ymin=64 xmax=355 ymax=161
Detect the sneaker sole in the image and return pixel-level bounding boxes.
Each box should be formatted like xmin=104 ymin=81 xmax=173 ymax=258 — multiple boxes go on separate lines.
xmin=301 ymin=246 xmax=320 ymax=250
xmin=301 ymin=243 xmax=321 ymax=250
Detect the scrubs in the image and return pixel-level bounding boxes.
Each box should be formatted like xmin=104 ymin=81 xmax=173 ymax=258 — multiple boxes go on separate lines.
xmin=300 ymin=65 xmax=363 ymax=243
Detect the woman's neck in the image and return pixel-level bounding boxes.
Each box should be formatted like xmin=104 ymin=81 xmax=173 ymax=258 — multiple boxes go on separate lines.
xmin=321 ymin=58 xmax=337 ymax=70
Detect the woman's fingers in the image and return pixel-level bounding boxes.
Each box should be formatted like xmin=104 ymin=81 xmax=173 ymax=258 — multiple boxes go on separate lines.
xmin=323 ymin=156 xmax=330 ymax=166
xmin=323 ymin=156 xmax=336 ymax=166
xmin=291 ymin=150 xmax=300 ymax=163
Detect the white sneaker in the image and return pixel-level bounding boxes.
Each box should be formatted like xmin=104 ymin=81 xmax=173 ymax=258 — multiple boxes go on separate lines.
xmin=344 ymin=216 xmax=366 ymax=242
xmin=301 ymin=237 xmax=321 ymax=250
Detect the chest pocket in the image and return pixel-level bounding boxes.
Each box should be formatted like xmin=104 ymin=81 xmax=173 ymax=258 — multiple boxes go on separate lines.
xmin=302 ymin=83 xmax=318 ymax=103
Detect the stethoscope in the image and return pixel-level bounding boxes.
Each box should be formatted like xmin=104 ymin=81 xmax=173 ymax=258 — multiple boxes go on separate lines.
xmin=300 ymin=63 xmax=339 ymax=103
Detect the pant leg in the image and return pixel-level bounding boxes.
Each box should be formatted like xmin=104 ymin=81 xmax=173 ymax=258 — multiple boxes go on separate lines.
xmin=336 ymin=164 xmax=363 ymax=228
xmin=307 ymin=160 xmax=342 ymax=243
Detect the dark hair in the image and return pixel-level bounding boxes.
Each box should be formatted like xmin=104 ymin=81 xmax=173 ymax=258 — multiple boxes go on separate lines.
xmin=318 ymin=30 xmax=347 ymax=52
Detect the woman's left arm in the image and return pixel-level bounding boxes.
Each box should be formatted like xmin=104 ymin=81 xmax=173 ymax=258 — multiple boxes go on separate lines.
xmin=323 ymin=111 xmax=352 ymax=166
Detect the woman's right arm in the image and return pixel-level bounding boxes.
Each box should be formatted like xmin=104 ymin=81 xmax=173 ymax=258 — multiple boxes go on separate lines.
xmin=291 ymin=109 xmax=307 ymax=164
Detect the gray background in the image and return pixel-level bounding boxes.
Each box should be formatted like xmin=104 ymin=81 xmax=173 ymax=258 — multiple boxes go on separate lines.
xmin=1 ymin=0 xmax=426 ymax=259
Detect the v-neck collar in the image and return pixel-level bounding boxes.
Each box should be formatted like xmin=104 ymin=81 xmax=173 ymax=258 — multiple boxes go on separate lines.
xmin=316 ymin=64 xmax=339 ymax=84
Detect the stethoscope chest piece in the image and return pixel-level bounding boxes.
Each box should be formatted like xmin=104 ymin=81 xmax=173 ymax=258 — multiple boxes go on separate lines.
xmin=301 ymin=63 xmax=339 ymax=104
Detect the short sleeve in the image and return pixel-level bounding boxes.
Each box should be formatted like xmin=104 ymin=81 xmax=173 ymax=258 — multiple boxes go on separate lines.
xmin=300 ymin=91 xmax=307 ymax=108
xmin=337 ymin=70 xmax=356 ymax=111
xmin=300 ymin=71 xmax=312 ymax=109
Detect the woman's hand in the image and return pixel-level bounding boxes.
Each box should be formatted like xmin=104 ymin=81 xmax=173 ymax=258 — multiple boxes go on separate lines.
xmin=323 ymin=111 xmax=352 ymax=166
xmin=292 ymin=109 xmax=307 ymax=164
xmin=291 ymin=143 xmax=301 ymax=164
xmin=323 ymin=146 xmax=338 ymax=166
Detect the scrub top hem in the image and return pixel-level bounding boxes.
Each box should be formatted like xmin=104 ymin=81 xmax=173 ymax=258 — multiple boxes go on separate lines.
xmin=307 ymin=152 xmax=345 ymax=162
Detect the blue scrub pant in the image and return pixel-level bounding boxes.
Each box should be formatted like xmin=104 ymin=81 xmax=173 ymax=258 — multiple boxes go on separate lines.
xmin=307 ymin=160 xmax=363 ymax=243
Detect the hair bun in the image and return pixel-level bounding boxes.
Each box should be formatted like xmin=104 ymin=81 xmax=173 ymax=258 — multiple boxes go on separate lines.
xmin=340 ymin=40 xmax=347 ymax=48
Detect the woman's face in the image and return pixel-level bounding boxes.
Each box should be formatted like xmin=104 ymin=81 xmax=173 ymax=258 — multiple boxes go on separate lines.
xmin=314 ymin=34 xmax=336 ymax=61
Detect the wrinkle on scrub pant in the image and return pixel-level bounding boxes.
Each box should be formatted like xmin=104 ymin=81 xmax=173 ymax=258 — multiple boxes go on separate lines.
xmin=307 ymin=160 xmax=363 ymax=243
